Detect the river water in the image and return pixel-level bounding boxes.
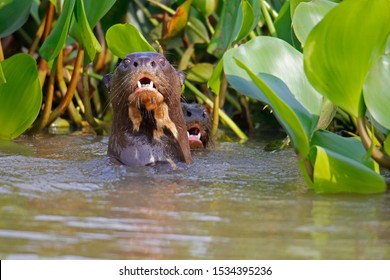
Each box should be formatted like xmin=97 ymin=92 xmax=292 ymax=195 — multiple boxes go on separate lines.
xmin=0 ymin=133 xmax=389 ymax=259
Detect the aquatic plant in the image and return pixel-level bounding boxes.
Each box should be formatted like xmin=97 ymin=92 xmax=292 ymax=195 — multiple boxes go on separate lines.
xmin=1 ymin=0 xmax=389 ymax=193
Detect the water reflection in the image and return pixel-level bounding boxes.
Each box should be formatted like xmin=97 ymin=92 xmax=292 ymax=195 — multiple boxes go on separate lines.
xmin=0 ymin=135 xmax=389 ymax=259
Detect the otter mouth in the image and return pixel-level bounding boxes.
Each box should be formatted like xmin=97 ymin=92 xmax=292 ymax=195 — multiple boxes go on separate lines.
xmin=136 ymin=77 xmax=157 ymax=91
xmin=187 ymin=124 xmax=206 ymax=149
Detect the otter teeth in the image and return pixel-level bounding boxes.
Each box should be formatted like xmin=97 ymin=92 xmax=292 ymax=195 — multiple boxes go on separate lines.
xmin=137 ymin=80 xmax=154 ymax=89
xmin=187 ymin=131 xmax=201 ymax=140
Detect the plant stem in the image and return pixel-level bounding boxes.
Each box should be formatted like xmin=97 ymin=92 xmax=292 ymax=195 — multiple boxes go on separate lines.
xmin=29 ymin=14 xmax=46 ymax=55
xmin=260 ymin=0 xmax=277 ymax=37
xmin=185 ymin=80 xmax=248 ymax=140
xmin=82 ymin=67 xmax=103 ymax=134
xmin=0 ymin=39 xmax=4 ymax=61
xmin=56 ymin=50 xmax=82 ymax=126
xmin=48 ymin=47 xmax=84 ymax=125
xmin=28 ymin=73 xmax=55 ymax=133
xmin=357 ymin=116 xmax=390 ymax=169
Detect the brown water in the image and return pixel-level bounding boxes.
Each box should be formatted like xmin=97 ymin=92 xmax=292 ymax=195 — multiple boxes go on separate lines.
xmin=0 ymin=134 xmax=389 ymax=259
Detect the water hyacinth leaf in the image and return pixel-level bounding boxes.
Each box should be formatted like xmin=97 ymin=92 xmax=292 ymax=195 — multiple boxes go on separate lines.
xmin=186 ymin=16 xmax=209 ymax=45
xmin=292 ymin=0 xmax=337 ymax=45
xmin=208 ymin=0 xmax=258 ymax=58
xmin=82 ymin=0 xmax=117 ymax=28
xmin=234 ymin=0 xmax=254 ymax=43
xmin=304 ymin=0 xmax=390 ymax=118
xmin=363 ymin=53 xmax=390 ymax=130
xmin=186 ymin=63 xmax=213 ymax=83
xmin=310 ymin=146 xmax=386 ymax=194
xmin=290 ymin=0 xmax=310 ymax=19
xmin=106 ymin=23 xmax=155 ymax=59
xmin=71 ymin=0 xmax=102 ymax=62
xmin=0 ymin=65 xmax=5 ymax=84
xmin=164 ymin=0 xmax=192 ymax=39
xmin=274 ymin=1 xmax=300 ymax=49
xmin=232 ymin=58 xmax=310 ymax=157
xmin=0 ymin=54 xmax=42 ymax=140
xmin=0 ymin=0 xmax=33 ymax=37
xmin=225 ymin=36 xmax=322 ymax=131
xmin=208 ymin=59 xmax=224 ymax=95
xmin=192 ymin=0 xmax=215 ymax=17
xmin=311 ymin=129 xmax=379 ymax=172
xmin=385 ymin=135 xmax=390 ymax=155
xmin=40 ymin=0 xmax=76 ymax=62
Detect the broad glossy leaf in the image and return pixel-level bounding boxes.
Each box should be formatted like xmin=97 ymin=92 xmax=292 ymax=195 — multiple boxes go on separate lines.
xmin=0 ymin=54 xmax=42 ymax=140
xmin=225 ymin=36 xmax=322 ymax=128
xmin=40 ymin=0 xmax=75 ymax=62
xmin=231 ymin=58 xmax=310 ymax=157
xmin=304 ymin=0 xmax=390 ymax=118
xmin=106 ymin=23 xmax=155 ymax=59
xmin=71 ymin=0 xmax=102 ymax=62
xmin=186 ymin=63 xmax=213 ymax=83
xmin=82 ymin=0 xmax=117 ymax=28
xmin=310 ymin=146 xmax=386 ymax=193
xmin=192 ymin=0 xmax=215 ymax=17
xmin=235 ymin=0 xmax=254 ymax=43
xmin=274 ymin=1 xmax=301 ymax=49
xmin=292 ymin=0 xmax=337 ymax=45
xmin=0 ymin=0 xmax=33 ymax=37
xmin=385 ymin=135 xmax=390 ymax=155
xmin=208 ymin=0 xmax=258 ymax=58
xmin=363 ymin=53 xmax=390 ymax=130
xmin=208 ymin=59 xmax=224 ymax=95
xmin=164 ymin=0 xmax=192 ymax=39
xmin=0 ymin=65 xmax=5 ymax=84
xmin=290 ymin=0 xmax=310 ymax=19
xmin=186 ymin=15 xmax=210 ymax=44
xmin=311 ymin=130 xmax=379 ymax=171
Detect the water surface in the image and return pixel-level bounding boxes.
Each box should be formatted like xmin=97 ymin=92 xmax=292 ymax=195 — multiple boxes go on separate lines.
xmin=0 ymin=134 xmax=389 ymax=259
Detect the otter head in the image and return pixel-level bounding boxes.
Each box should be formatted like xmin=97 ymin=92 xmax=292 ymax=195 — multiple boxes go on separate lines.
xmin=104 ymin=52 xmax=191 ymax=166
xmin=182 ymin=103 xmax=211 ymax=149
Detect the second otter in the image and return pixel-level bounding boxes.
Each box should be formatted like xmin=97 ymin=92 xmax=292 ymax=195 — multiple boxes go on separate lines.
xmin=104 ymin=52 xmax=192 ymax=166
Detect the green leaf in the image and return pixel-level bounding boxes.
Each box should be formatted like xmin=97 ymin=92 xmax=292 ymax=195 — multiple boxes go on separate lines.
xmin=208 ymin=59 xmax=224 ymax=95
xmin=234 ymin=0 xmax=254 ymax=43
xmin=0 ymin=54 xmax=42 ymax=140
xmin=186 ymin=63 xmax=213 ymax=83
xmin=311 ymin=130 xmax=379 ymax=171
xmin=186 ymin=16 xmax=210 ymax=44
xmin=0 ymin=0 xmax=33 ymax=37
xmin=70 ymin=0 xmax=102 ymax=62
xmin=82 ymin=0 xmax=117 ymax=28
xmin=310 ymin=145 xmax=386 ymax=194
xmin=363 ymin=53 xmax=390 ymax=130
xmin=224 ymin=36 xmax=322 ymax=127
xmin=274 ymin=1 xmax=301 ymax=49
xmin=292 ymin=0 xmax=337 ymax=45
xmin=304 ymin=0 xmax=390 ymax=118
xmin=164 ymin=0 xmax=192 ymax=39
xmin=192 ymin=0 xmax=215 ymax=17
xmin=0 ymin=65 xmax=5 ymax=84
xmin=384 ymin=135 xmax=390 ymax=155
xmin=207 ymin=0 xmax=258 ymax=58
xmin=106 ymin=23 xmax=155 ymax=59
xmin=39 ymin=0 xmax=76 ymax=62
xmin=231 ymin=57 xmax=310 ymax=157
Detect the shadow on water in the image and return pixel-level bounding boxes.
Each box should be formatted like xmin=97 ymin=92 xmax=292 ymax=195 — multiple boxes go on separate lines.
xmin=0 ymin=134 xmax=390 ymax=259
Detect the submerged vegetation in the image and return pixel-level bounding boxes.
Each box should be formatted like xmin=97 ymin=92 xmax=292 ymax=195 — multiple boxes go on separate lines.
xmin=0 ymin=0 xmax=389 ymax=193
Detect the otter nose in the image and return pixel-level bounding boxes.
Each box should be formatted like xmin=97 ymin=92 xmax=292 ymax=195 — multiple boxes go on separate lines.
xmin=132 ymin=56 xmax=157 ymax=69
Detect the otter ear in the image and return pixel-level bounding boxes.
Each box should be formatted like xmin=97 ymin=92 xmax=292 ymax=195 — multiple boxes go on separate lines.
xmin=103 ymin=74 xmax=112 ymax=90
xmin=177 ymin=71 xmax=185 ymax=86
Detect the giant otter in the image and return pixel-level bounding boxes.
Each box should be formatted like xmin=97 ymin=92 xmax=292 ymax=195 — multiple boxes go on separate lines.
xmin=182 ymin=103 xmax=211 ymax=149
xmin=104 ymin=52 xmax=192 ymax=166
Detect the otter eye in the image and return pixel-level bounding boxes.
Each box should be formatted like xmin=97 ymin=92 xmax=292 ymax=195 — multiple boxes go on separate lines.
xmin=122 ymin=58 xmax=131 ymax=67
xmin=158 ymin=57 xmax=166 ymax=66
